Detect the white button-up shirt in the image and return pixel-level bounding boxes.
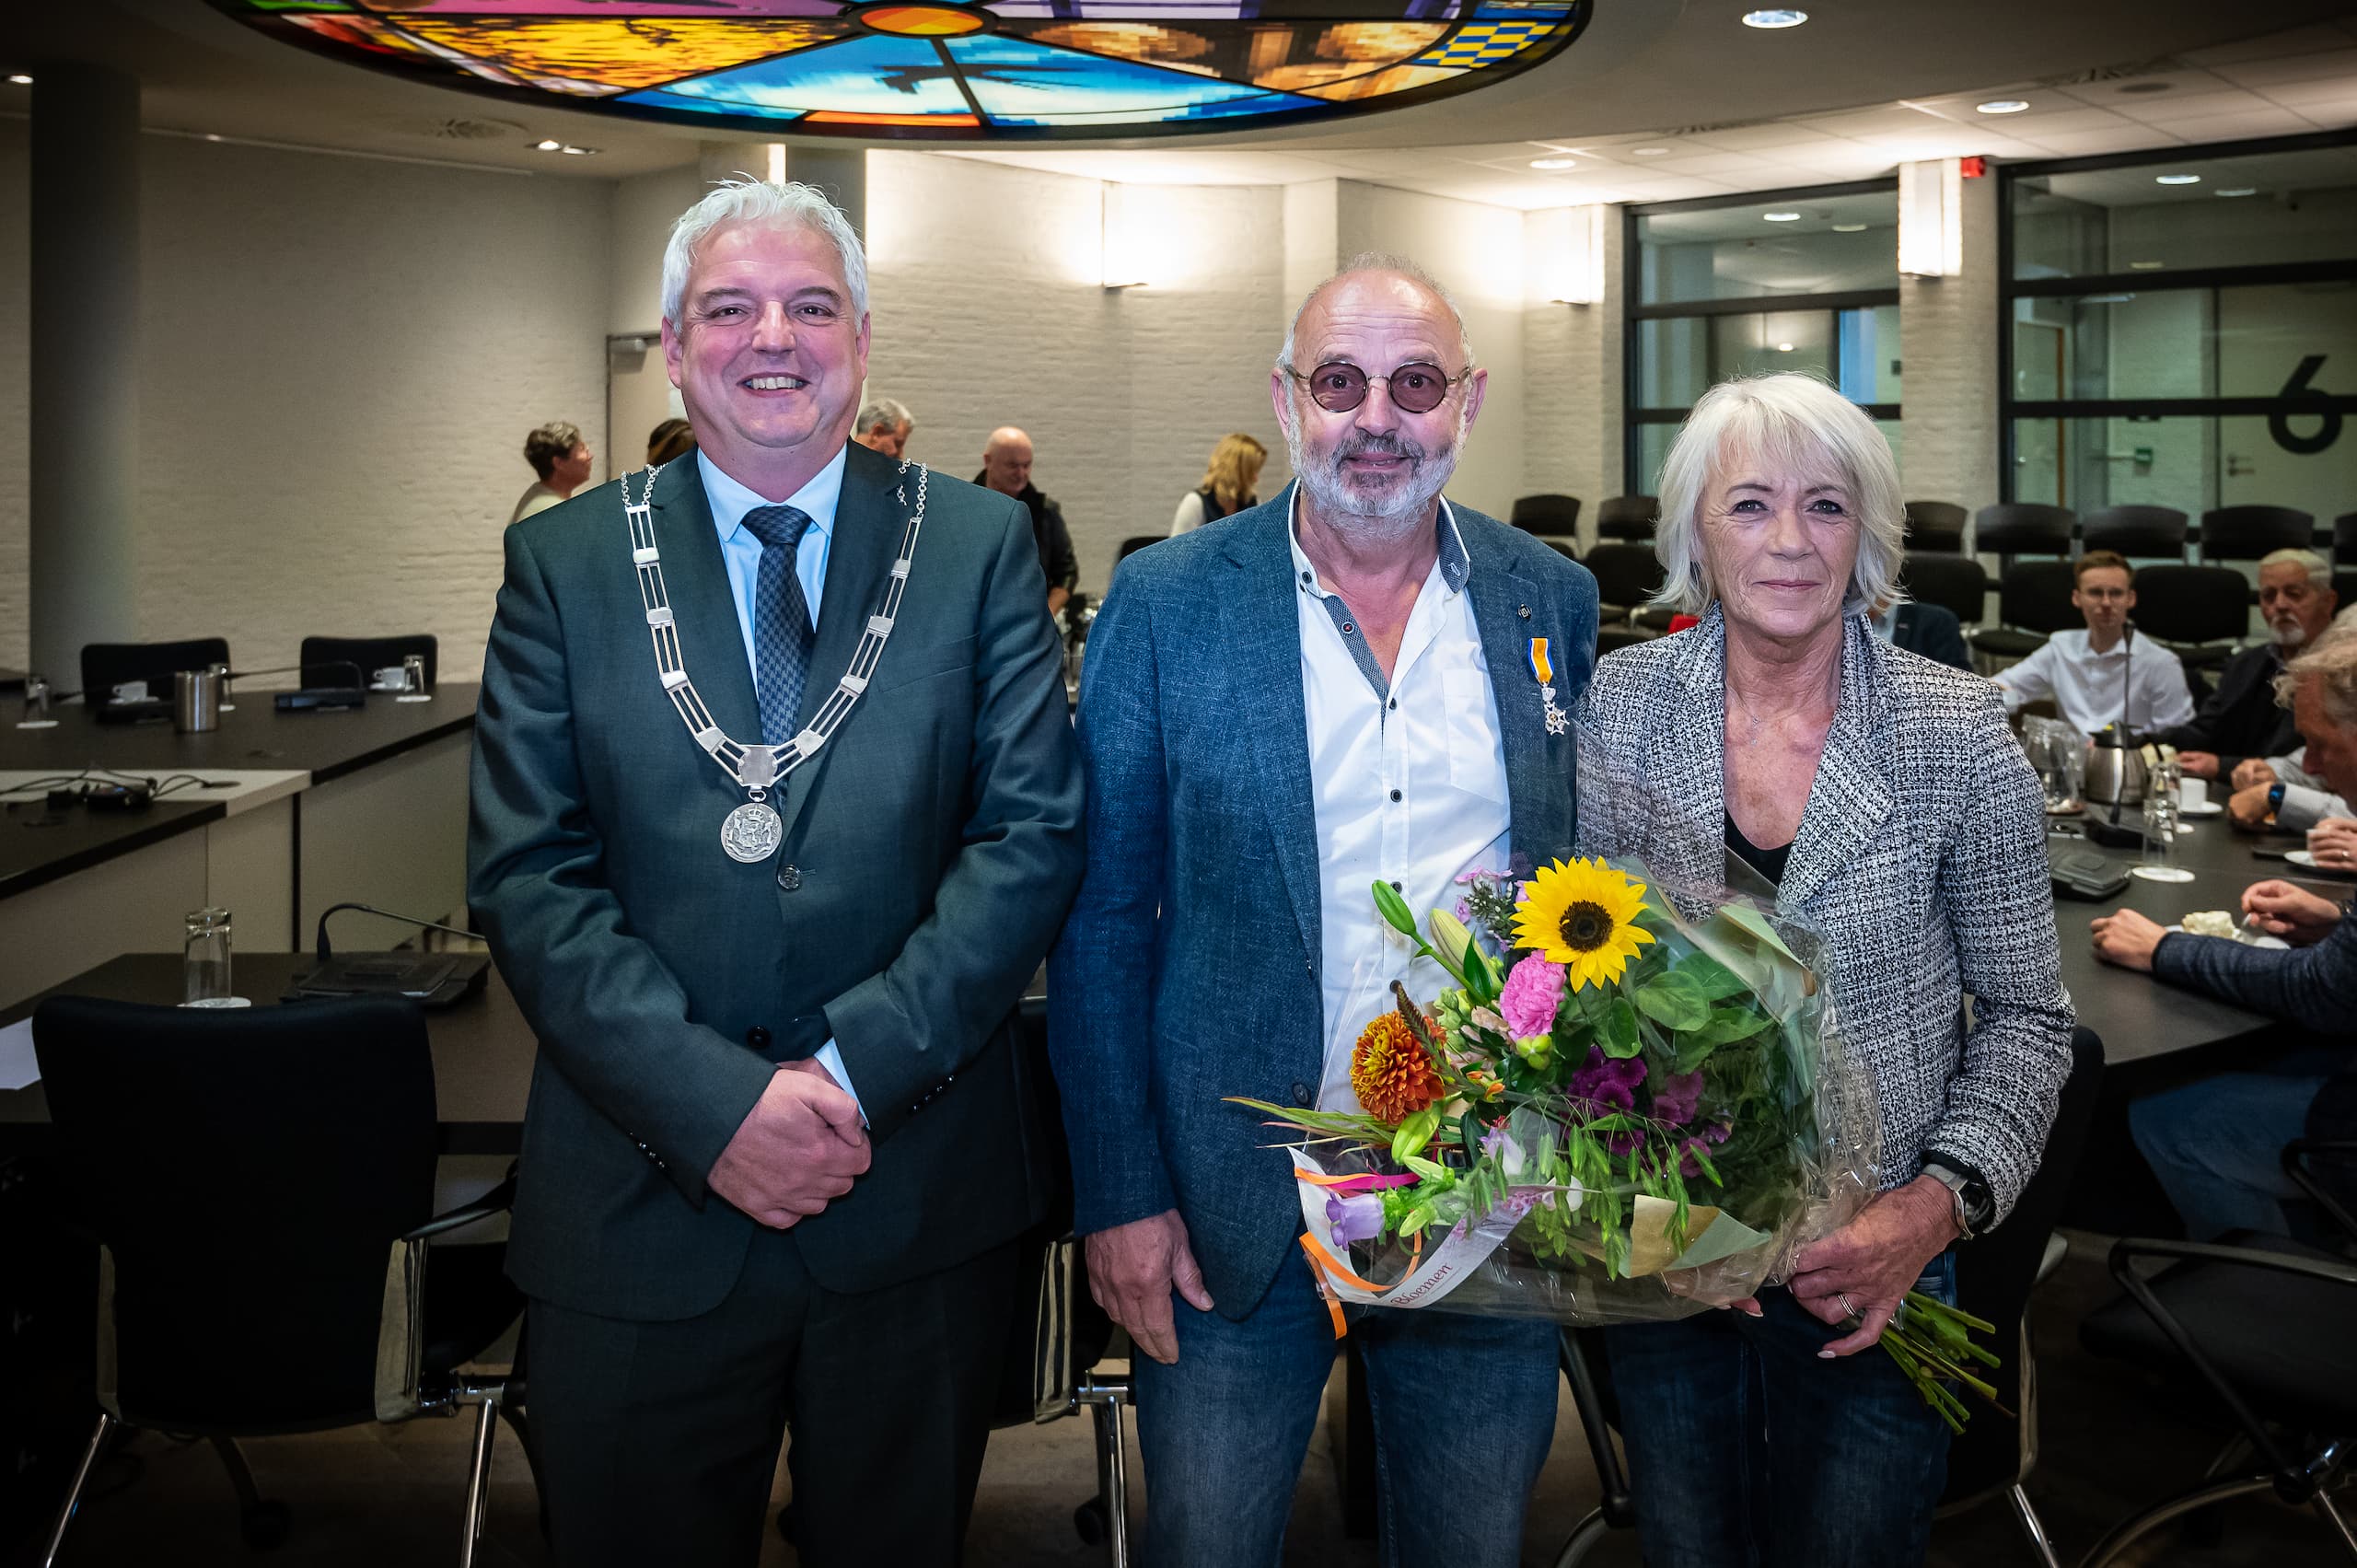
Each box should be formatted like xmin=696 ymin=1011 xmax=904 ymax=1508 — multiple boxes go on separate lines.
xmin=1992 ymin=627 xmax=2197 ymax=737
xmin=1293 ymin=495 xmax=1512 ymax=1112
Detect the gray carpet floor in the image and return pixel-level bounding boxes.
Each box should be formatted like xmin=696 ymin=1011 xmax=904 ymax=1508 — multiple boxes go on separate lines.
xmin=25 ymin=1230 xmax=2344 ymax=1567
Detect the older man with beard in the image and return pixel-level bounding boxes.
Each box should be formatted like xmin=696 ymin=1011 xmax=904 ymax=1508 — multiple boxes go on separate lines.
xmin=1049 ymin=254 xmax=1598 ymax=1564
xmin=2161 ymin=548 xmax=2339 ymax=782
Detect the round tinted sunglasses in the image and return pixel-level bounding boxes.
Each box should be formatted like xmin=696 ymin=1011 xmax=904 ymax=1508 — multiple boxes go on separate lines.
xmin=1285 ymin=360 xmax=1472 ymax=415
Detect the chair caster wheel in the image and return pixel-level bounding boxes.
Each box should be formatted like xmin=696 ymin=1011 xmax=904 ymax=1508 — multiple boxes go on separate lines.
xmin=1074 ymin=1497 xmax=1109 ymax=1545
xmin=240 ymin=1499 xmax=292 ymax=1551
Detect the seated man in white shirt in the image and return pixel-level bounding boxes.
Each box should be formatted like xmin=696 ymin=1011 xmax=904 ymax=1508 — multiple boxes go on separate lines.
xmin=1991 ymin=550 xmax=2197 ymax=737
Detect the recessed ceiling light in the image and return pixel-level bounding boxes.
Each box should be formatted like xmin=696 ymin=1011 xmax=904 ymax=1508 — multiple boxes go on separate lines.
xmin=203 ymin=134 xmax=223 ymax=143
xmin=1830 ymin=222 xmax=1867 ymax=233
xmin=1630 ymin=145 xmax=1669 ymax=157
xmin=2216 ymin=187 xmax=2258 ymax=198
xmin=1763 ymin=210 xmax=1802 ymax=222
xmin=1776 ymin=343 xmax=1795 ymax=352
xmin=2154 ymin=173 xmax=2200 ymax=185
xmin=6 ymin=74 xmax=30 ymax=86
xmin=1976 ymin=99 xmax=2030 ymax=115
xmin=1742 ymin=8 xmax=1807 ymax=27
xmin=2129 ymin=260 xmax=2165 ymax=271
xmin=533 ymin=139 xmax=563 ymax=151
xmin=560 ymin=145 xmax=598 ymax=155
xmin=1529 ymin=157 xmax=1578 ymax=169
xmin=2083 ymin=294 xmax=2135 ymax=305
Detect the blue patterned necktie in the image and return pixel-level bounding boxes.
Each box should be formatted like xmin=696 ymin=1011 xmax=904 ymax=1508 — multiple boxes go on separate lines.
xmin=737 ymin=504 xmax=817 ymax=746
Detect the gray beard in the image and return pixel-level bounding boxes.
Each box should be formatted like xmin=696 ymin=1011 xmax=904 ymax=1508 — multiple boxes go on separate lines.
xmin=2275 ymin=621 xmax=2309 ymax=647
xmin=1284 ymin=421 xmax=1463 ymax=539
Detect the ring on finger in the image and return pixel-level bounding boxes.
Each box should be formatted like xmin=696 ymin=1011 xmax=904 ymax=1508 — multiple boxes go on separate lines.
xmin=1836 ymin=1290 xmax=1859 ymax=1322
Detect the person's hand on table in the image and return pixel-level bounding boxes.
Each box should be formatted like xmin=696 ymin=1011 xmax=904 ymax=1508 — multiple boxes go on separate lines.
xmin=2228 ymin=782 xmax=2276 ymax=830
xmin=2178 ymin=750 xmax=2221 ymax=781
xmin=1084 ymin=1208 xmax=1214 ymax=1365
xmin=2231 ymin=758 xmax=2280 ymax=792
xmin=1788 ymin=1178 xmax=1959 ymax=1356
xmin=706 ymin=1060 xmax=871 ymax=1229
xmin=2091 ymin=908 xmax=2170 ymax=971
xmin=2307 ymin=818 xmax=2357 ymax=870
xmin=2242 ymin=878 xmax=2343 ymax=946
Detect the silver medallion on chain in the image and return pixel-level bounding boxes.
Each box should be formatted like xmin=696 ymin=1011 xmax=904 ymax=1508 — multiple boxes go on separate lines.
xmin=621 ymin=457 xmax=931 ymax=864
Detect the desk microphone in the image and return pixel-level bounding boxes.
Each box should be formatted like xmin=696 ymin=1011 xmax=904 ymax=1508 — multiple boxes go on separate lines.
xmin=315 ymin=901 xmax=478 ymax=962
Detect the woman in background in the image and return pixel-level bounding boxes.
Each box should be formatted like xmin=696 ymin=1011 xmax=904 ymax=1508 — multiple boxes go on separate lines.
xmin=645 ymin=416 xmax=695 ymax=467
xmin=1168 ymin=432 xmax=1267 ymax=535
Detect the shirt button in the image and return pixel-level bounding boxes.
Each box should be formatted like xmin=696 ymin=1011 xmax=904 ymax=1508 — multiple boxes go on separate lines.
xmin=1388 ymin=698 xmax=1397 ymax=710
xmin=1341 ymin=621 xmax=1355 ymax=634
xmin=1390 ymin=880 xmax=1403 ymax=892
xmin=746 ymin=1026 xmax=772 ymax=1051
xmin=1389 ymin=789 xmax=1402 ymax=803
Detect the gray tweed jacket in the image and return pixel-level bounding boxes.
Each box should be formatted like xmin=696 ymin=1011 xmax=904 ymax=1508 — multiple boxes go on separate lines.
xmin=1575 ymin=606 xmax=2075 ymax=1223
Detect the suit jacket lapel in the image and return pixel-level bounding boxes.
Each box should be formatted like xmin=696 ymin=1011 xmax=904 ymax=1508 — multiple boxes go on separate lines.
xmin=652 ymin=458 xmax=762 ymax=749
xmin=1466 ymin=539 xmax=1556 ymax=864
xmin=774 ymin=442 xmax=902 ymax=841
xmin=1225 ymin=494 xmax=1323 ymax=969
xmin=1782 ymin=617 xmax=1895 ymax=910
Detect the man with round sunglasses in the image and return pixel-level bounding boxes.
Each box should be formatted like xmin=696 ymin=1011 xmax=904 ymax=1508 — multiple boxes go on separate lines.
xmin=1051 ymin=253 xmax=1599 ymax=1563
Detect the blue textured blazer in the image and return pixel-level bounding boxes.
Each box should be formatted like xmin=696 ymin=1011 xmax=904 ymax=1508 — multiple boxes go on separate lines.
xmin=1048 ymin=488 xmax=1599 ymax=1318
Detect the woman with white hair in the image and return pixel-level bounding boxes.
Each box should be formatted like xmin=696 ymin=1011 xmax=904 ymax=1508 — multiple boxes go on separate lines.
xmin=1576 ymin=374 xmax=2075 ymax=1562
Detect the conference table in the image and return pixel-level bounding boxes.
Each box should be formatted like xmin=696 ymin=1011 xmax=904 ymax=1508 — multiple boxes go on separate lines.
xmin=0 ymin=688 xmax=477 ymax=1007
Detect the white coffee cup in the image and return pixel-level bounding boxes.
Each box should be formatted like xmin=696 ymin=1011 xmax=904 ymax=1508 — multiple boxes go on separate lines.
xmin=2178 ymin=776 xmax=2209 ymax=809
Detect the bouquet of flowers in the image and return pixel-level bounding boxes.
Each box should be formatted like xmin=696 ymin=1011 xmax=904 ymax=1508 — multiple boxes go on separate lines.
xmin=1233 ymin=856 xmax=1999 ymax=1429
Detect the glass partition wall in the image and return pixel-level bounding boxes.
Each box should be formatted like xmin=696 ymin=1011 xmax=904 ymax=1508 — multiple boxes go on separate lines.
xmin=1624 ymin=181 xmax=1900 ymax=494
xmin=2002 ymin=133 xmax=2357 ymax=527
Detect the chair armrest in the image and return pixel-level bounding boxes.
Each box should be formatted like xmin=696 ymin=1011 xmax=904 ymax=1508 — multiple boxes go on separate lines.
xmin=2283 ymin=1140 xmax=2357 ymax=1249
xmin=2105 ymin=1235 xmax=2357 ymax=1485
xmin=403 ymin=1176 xmax=517 ymax=1243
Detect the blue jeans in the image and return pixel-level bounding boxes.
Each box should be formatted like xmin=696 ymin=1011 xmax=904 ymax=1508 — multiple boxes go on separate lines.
xmin=2130 ymin=1047 xmax=2344 ymax=1240
xmin=1602 ymin=1251 xmax=1957 ymax=1568
xmin=1132 ymin=1248 xmax=1558 ymax=1568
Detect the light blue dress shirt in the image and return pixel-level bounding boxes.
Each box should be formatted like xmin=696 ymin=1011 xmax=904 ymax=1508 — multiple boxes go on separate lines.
xmin=694 ymin=444 xmax=865 ymax=1119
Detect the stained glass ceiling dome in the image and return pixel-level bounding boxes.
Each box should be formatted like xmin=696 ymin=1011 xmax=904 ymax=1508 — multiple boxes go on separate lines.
xmin=210 ymin=0 xmax=1590 ymax=140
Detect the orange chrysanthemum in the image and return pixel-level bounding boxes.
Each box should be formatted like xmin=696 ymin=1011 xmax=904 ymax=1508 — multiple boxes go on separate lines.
xmin=1352 ymin=1012 xmax=1446 ymax=1121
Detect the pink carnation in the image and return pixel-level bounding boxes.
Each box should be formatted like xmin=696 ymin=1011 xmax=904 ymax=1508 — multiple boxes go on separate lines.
xmin=1497 ymin=957 xmax=1567 ymax=1040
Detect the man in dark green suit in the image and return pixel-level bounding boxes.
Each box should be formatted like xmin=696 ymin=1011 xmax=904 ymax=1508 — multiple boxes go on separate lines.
xmin=468 ymin=180 xmax=1084 ymax=1566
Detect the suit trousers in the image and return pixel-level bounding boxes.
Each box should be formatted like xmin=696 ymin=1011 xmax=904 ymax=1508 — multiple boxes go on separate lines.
xmin=527 ymin=1226 xmax=1021 ymax=1568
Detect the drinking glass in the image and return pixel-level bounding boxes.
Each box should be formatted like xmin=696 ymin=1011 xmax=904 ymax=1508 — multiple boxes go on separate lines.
xmin=181 ymin=907 xmax=249 ymax=1006
xmin=2132 ymin=796 xmax=2194 ymax=883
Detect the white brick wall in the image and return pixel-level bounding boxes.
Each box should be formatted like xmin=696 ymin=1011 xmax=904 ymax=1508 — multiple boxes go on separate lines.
xmin=0 ymin=131 xmax=610 ymax=682
xmin=1522 ymin=207 xmax=1623 ymax=550
xmin=1896 ymin=164 xmax=2001 ymax=526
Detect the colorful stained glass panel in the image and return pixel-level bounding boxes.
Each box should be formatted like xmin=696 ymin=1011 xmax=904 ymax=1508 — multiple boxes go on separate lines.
xmin=395 ymin=18 xmax=846 ymax=91
xmin=944 ymin=33 xmax=1298 ymax=124
xmin=622 ymin=35 xmax=976 ymax=119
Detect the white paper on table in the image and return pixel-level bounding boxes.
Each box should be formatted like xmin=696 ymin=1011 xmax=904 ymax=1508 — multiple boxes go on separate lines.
xmin=1289 ymin=1146 xmax=1530 ymax=1309
xmin=0 ymin=1016 xmax=39 ymax=1091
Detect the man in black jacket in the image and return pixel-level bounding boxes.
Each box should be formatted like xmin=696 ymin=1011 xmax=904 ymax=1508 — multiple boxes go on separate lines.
xmin=979 ymin=425 xmax=1079 ymax=615
xmin=2158 ymin=549 xmax=2337 ymax=781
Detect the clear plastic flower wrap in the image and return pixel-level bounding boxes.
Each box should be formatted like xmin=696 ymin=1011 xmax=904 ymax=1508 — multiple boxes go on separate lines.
xmin=1230 ymin=854 xmax=1883 ymax=1328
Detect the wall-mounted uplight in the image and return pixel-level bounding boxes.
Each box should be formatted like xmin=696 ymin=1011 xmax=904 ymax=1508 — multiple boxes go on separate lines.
xmin=1976 ymin=99 xmax=2029 ymax=114
xmin=1741 ymin=9 xmax=1807 ymax=28
xmin=1535 ymin=203 xmax=1608 ymax=305
xmin=1762 ymin=210 xmax=1801 ymax=223
xmin=1102 ymin=182 xmax=1152 ymax=289
xmin=2154 ymin=173 xmax=2200 ymax=185
xmin=1898 ymin=157 xmax=1963 ymax=278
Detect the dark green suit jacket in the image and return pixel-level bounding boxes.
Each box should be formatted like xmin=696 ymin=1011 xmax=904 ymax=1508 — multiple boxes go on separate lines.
xmin=468 ymin=441 xmax=1084 ymax=1321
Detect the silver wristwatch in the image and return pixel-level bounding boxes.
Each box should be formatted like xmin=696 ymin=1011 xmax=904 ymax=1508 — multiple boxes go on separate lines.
xmin=1921 ymin=1157 xmax=1993 ymax=1240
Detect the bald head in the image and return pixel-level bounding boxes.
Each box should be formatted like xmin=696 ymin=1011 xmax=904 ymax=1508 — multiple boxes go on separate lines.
xmin=981 ymin=426 xmax=1034 ymax=498
xmin=1279 ymin=253 xmax=1473 ymax=378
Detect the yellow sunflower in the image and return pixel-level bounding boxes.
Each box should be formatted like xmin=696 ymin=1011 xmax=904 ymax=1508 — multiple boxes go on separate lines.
xmin=1511 ymin=857 xmax=1655 ymax=991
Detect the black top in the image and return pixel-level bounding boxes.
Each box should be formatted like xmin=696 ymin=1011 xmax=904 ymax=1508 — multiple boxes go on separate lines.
xmin=2151 ymin=640 xmax=2303 ymax=776
xmin=973 ymin=474 xmax=1079 ymax=594
xmin=1724 ymin=810 xmax=1793 ymax=887
xmin=1193 ymin=485 xmax=1254 ymax=528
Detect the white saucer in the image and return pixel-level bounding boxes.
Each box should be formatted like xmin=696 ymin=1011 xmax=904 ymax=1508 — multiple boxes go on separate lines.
xmin=2177 ymin=800 xmax=2223 ymax=818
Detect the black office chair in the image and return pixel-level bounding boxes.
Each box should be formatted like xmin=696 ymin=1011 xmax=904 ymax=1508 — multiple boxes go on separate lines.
xmin=1115 ymin=535 xmax=1162 ymax=564
xmin=1974 ymin=504 xmax=2075 ymax=562
xmin=1596 ymin=495 xmax=1658 ymax=541
xmin=300 ymin=633 xmax=437 ymax=691
xmin=2130 ymin=564 xmax=2248 ymax=678
xmin=78 ymin=639 xmax=229 ymax=704
xmin=2335 ymin=511 xmax=2357 ymax=566
xmin=2082 ymin=505 xmax=2189 ymax=561
xmin=2074 ymin=1140 xmax=2357 ymax=1565
xmin=1585 ymin=542 xmax=1666 ymax=630
xmin=1935 ymin=1025 xmax=2106 ymax=1567
xmin=1512 ymin=494 xmax=1582 ymax=539
xmin=32 ymin=994 xmax=528 ymax=1567
xmin=1552 ymin=1028 xmax=2106 ymax=1568
xmin=1969 ymin=560 xmax=2079 ymax=665
xmin=1898 ymin=553 xmax=1988 ymax=629
xmin=2200 ymin=505 xmax=2316 ymax=563
xmin=1904 ymin=500 xmax=1968 ymax=554
xmin=2340 ymin=569 xmax=2357 ymax=614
